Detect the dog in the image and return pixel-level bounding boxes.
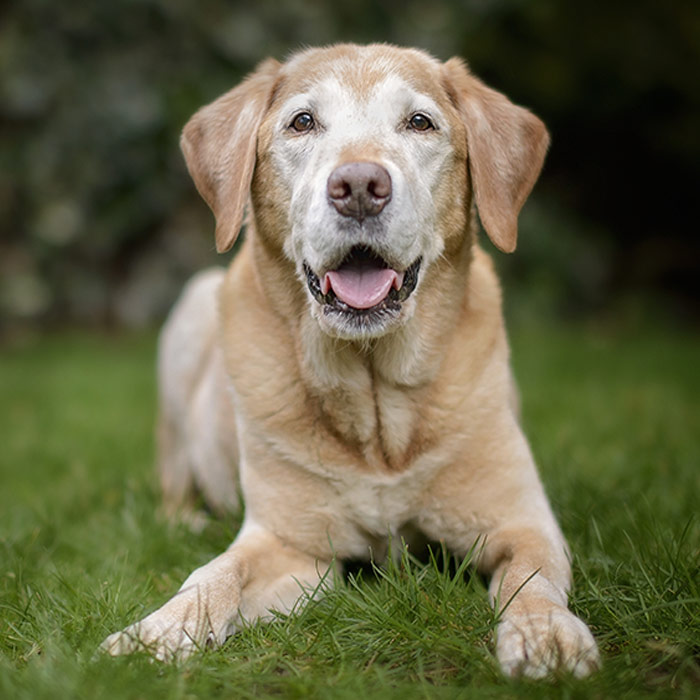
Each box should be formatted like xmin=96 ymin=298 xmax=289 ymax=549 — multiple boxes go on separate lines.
xmin=102 ymin=43 xmax=600 ymax=678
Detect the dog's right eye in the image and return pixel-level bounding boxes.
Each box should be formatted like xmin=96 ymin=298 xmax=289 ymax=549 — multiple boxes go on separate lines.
xmin=289 ymin=112 xmax=315 ymax=133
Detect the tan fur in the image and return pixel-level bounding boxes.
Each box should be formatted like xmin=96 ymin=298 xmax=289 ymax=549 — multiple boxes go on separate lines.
xmin=102 ymin=44 xmax=599 ymax=679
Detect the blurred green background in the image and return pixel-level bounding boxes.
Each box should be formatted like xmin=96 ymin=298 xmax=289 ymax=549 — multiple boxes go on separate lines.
xmin=1 ymin=0 xmax=698 ymax=334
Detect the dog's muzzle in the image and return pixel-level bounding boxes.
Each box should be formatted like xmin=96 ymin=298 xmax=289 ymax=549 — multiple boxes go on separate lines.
xmin=303 ymin=162 xmax=420 ymax=334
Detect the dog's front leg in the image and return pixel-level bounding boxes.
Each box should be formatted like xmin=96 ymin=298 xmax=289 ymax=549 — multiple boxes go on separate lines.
xmin=101 ymin=523 xmax=330 ymax=661
xmin=417 ymin=420 xmax=600 ymax=678
xmin=479 ymin=526 xmax=601 ymax=678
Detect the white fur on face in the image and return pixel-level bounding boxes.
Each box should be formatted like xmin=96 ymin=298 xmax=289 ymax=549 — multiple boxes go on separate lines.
xmin=270 ymin=71 xmax=454 ymax=285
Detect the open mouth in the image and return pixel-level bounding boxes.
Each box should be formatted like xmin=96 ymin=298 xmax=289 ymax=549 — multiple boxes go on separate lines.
xmin=304 ymin=246 xmax=421 ymax=319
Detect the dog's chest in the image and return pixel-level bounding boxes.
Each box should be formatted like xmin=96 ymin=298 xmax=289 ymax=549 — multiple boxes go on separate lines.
xmin=337 ymin=470 xmax=423 ymax=536
xmin=319 ymin=372 xmax=434 ymax=474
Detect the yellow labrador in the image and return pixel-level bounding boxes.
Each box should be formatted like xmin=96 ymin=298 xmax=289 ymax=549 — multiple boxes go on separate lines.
xmin=103 ymin=44 xmax=600 ymax=678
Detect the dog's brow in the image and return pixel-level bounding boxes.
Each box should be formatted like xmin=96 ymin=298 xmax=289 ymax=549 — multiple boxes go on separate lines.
xmin=280 ymin=75 xmax=443 ymax=125
xmin=279 ymin=94 xmax=316 ymax=121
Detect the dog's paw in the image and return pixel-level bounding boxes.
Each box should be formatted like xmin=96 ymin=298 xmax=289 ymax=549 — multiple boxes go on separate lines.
xmin=101 ymin=618 xmax=203 ymax=661
xmin=496 ymin=602 xmax=600 ymax=679
xmin=100 ymin=584 xmax=228 ymax=661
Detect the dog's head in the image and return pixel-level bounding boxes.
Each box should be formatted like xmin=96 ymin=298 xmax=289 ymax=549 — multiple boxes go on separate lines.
xmin=181 ymin=44 xmax=548 ymax=340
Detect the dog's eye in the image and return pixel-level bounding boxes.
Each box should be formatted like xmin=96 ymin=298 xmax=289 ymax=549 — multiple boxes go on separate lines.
xmin=408 ymin=113 xmax=434 ymax=132
xmin=290 ymin=112 xmax=315 ymax=133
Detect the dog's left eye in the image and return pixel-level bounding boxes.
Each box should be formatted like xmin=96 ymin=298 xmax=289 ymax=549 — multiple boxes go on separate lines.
xmin=289 ymin=112 xmax=315 ymax=133
xmin=408 ymin=113 xmax=435 ymax=132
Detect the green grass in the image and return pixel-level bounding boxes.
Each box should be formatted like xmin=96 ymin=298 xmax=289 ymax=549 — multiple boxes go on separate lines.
xmin=1 ymin=324 xmax=698 ymax=698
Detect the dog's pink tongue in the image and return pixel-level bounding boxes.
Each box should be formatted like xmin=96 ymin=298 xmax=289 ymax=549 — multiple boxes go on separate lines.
xmin=325 ymin=267 xmax=403 ymax=309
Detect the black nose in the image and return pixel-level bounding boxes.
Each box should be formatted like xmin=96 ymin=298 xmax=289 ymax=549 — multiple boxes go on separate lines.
xmin=327 ymin=162 xmax=392 ymax=222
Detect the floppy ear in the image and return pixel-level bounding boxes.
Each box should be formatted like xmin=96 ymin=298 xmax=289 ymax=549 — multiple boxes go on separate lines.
xmin=180 ymin=58 xmax=281 ymax=253
xmin=443 ymin=58 xmax=549 ymax=253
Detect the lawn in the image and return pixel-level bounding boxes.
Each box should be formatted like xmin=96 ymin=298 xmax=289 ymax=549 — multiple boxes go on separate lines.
xmin=1 ymin=323 xmax=698 ymax=698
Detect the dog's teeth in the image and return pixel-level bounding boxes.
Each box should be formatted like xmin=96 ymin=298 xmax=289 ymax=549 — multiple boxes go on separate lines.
xmin=321 ymin=274 xmax=331 ymax=295
xmin=393 ymin=271 xmax=405 ymax=291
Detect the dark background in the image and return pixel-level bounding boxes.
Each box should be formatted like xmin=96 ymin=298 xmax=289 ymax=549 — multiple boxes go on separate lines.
xmin=1 ymin=0 xmax=698 ymax=334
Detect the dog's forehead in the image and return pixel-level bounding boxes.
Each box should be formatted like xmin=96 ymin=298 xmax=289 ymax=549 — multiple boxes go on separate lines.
xmin=276 ymin=44 xmax=449 ymax=110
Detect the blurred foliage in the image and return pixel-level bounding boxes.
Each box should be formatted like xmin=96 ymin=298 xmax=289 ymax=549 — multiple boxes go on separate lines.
xmin=1 ymin=0 xmax=698 ymax=331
